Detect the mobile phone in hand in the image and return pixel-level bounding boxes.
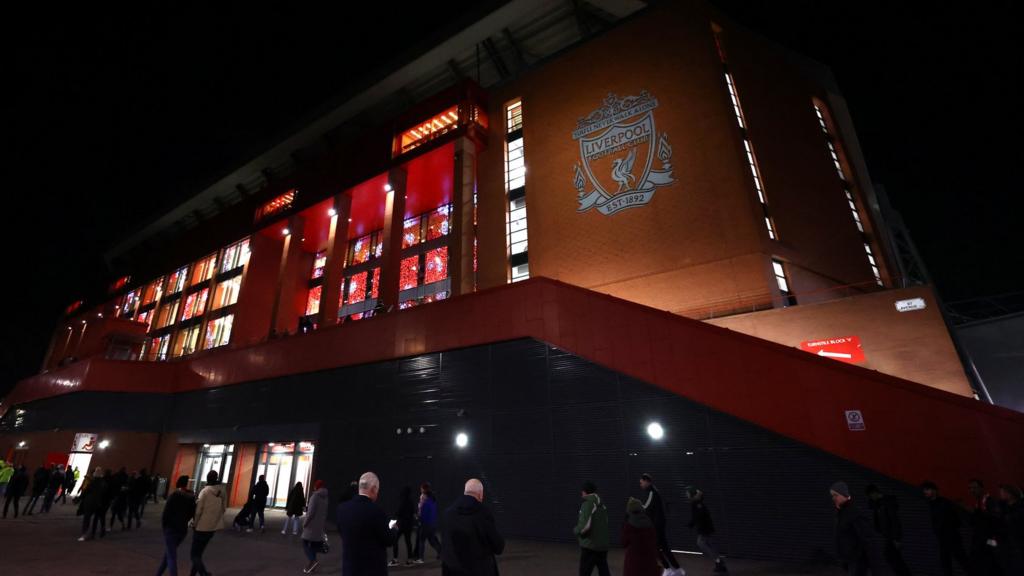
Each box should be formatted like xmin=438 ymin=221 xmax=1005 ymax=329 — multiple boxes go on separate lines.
xmin=388 ymin=519 xmax=397 ymax=530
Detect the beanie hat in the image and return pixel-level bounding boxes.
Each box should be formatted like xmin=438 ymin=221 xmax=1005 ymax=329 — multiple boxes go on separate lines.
xmin=830 ymin=481 xmax=851 ymax=498
xmin=627 ymin=497 xmax=644 ymax=514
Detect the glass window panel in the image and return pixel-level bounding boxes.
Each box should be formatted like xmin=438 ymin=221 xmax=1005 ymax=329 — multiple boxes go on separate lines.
xmin=349 ymin=234 xmax=372 ymax=266
xmin=204 ymin=315 xmax=234 ymax=349
xmin=423 ymin=247 xmax=448 ymax=285
xmin=402 ymin=216 xmax=422 ymax=249
xmin=426 ymin=205 xmax=451 ymax=240
xmin=305 ymin=285 xmax=322 ymax=316
xmin=312 ymin=251 xmax=327 ymax=279
xmin=345 ymin=272 xmax=367 ymax=305
xmin=371 ymin=267 xmax=381 ymax=299
xmin=400 ymin=256 xmax=419 ymax=290
xmin=212 ymin=276 xmax=241 ymax=309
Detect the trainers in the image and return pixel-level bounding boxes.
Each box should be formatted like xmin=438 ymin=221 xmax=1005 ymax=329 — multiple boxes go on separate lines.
xmin=245 ymin=527 xmax=253 ymax=533
xmin=303 ymin=560 xmax=319 ymax=573
xmin=412 ymin=558 xmax=425 ymax=564
xmin=388 ymin=559 xmax=400 ymax=567
xmin=77 ymin=535 xmax=87 ymax=542
xmin=281 ymin=528 xmax=287 ymax=535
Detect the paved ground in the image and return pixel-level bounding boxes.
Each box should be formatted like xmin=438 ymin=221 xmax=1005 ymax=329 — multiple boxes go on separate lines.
xmin=0 ymin=503 xmax=843 ymax=575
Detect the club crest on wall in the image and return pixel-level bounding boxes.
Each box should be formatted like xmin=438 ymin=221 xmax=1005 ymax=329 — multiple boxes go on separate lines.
xmin=573 ymin=90 xmax=676 ymax=215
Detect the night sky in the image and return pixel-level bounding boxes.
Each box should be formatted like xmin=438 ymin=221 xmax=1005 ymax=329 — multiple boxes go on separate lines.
xmin=3 ymin=1 xmax=1020 ymax=397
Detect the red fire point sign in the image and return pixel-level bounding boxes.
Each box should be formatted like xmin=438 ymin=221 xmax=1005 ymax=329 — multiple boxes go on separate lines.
xmin=799 ymin=335 xmax=865 ymax=364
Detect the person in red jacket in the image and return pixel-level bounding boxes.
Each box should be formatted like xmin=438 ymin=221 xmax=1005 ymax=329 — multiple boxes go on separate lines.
xmin=622 ymin=497 xmax=661 ymax=576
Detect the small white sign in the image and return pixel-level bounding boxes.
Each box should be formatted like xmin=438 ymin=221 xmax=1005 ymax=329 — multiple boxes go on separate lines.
xmin=845 ymin=410 xmax=866 ymax=431
xmin=895 ymin=297 xmax=927 ymax=312
xmin=71 ymin=433 xmax=98 ymax=453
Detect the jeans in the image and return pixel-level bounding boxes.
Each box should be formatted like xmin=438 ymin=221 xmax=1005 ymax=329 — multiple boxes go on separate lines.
xmin=303 ymin=539 xmax=319 ymax=562
xmin=190 ymin=530 xmax=215 ymax=576
xmin=82 ymin=511 xmax=107 ymax=538
xmin=415 ymin=524 xmax=441 ymax=559
xmin=656 ymin=528 xmax=680 ymax=569
xmin=156 ymin=529 xmax=185 ymax=576
xmin=579 ymin=548 xmax=611 ymax=576
xmin=283 ymin=515 xmax=302 ymax=534
xmin=23 ymin=494 xmax=42 ymax=515
xmin=129 ymin=500 xmax=142 ymax=528
xmin=42 ymin=490 xmax=57 ymax=513
xmin=254 ymin=505 xmax=265 ymax=528
xmin=697 ymin=534 xmax=722 ymax=562
xmin=393 ymin=527 xmax=413 ymax=559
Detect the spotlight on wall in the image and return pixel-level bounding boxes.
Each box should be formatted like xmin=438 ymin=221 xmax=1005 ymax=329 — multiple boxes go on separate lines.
xmin=98 ymin=439 xmax=110 ymax=450
xmin=454 ymin=432 xmax=469 ymax=449
xmin=282 ymin=228 xmax=291 ymax=236
xmin=646 ymin=422 xmax=665 ymax=441
xmin=384 ymin=183 xmax=393 ymax=192
xmin=328 ymin=208 xmax=337 ymax=217
xmin=17 ymin=441 xmax=26 ymax=448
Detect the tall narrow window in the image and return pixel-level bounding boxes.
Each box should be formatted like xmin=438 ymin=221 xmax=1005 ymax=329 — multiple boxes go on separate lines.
xmin=714 ymin=31 xmax=777 ymax=241
xmin=504 ymin=100 xmax=529 ymax=282
xmin=813 ymin=103 xmax=883 ymax=286
xmin=772 ymin=259 xmax=797 ymax=307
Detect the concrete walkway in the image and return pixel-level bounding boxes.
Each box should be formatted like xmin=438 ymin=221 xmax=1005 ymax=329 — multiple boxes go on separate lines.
xmin=0 ymin=503 xmax=842 ymax=575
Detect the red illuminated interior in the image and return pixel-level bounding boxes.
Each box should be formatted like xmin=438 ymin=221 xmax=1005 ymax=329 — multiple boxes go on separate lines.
xmin=255 ymin=189 xmax=296 ymax=223
xmin=398 ymin=106 xmax=459 ymax=155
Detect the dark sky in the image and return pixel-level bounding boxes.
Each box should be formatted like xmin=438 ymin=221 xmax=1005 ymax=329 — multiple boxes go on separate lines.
xmin=2 ymin=1 xmax=1020 ymax=396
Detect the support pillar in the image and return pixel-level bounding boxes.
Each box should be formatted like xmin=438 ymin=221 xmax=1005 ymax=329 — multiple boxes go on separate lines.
xmin=378 ymin=167 xmax=408 ymax=312
xmin=270 ymin=214 xmax=306 ymax=336
xmin=450 ymin=137 xmax=477 ymax=296
xmin=318 ymin=194 xmax=351 ymax=327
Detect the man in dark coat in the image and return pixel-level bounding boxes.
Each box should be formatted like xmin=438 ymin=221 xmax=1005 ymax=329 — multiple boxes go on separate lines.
xmin=967 ymin=478 xmax=1003 ymax=576
xmin=687 ymin=486 xmax=728 ymax=573
xmin=922 ymin=481 xmax=967 ymax=576
xmin=248 ymin=475 xmax=270 ymax=532
xmin=830 ymin=481 xmax=887 ymax=575
xmin=335 ymin=471 xmax=396 ymax=576
xmin=639 ymin=473 xmax=680 ymax=574
xmin=23 ymin=465 xmax=50 ymax=515
xmin=866 ymin=484 xmax=911 ymax=576
xmin=156 ymin=475 xmax=195 ymax=576
xmin=41 ymin=464 xmax=64 ymax=513
xmin=440 ymin=478 xmax=504 ymax=576
xmin=78 ymin=468 xmax=109 ymax=540
xmin=997 ymin=484 xmax=1024 ymax=574
xmin=3 ymin=466 xmax=29 ymax=518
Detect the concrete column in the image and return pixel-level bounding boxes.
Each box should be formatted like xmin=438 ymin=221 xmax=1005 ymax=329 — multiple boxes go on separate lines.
xmin=270 ymin=214 xmax=306 ymax=336
xmin=450 ymin=137 xmax=477 ymax=296
xmin=377 ymin=167 xmax=408 ymax=311
xmin=318 ymin=194 xmax=352 ymax=327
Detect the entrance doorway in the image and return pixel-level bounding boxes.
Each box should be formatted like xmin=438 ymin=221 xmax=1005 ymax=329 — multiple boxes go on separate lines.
xmin=193 ymin=444 xmax=235 ymax=493
xmin=255 ymin=442 xmax=315 ymax=508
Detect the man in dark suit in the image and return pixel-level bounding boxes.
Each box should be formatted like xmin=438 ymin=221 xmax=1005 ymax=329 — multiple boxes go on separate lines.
xmin=336 ymin=471 xmax=396 ymax=576
xmin=440 ymin=478 xmax=505 ymax=576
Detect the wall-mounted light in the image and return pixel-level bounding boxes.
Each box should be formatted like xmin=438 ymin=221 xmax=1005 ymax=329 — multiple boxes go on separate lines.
xmin=17 ymin=440 xmax=26 ymax=448
xmin=384 ymin=183 xmax=393 ymax=192
xmin=455 ymin=432 xmax=469 ymax=449
xmin=328 ymin=208 xmax=337 ymax=217
xmin=282 ymin=228 xmax=291 ymax=236
xmin=98 ymin=439 xmax=110 ymax=450
xmin=646 ymin=422 xmax=664 ymax=441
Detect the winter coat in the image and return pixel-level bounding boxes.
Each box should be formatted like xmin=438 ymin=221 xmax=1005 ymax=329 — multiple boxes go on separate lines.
xmin=927 ymin=496 xmax=962 ymax=543
xmin=640 ymin=485 xmax=666 ymax=532
xmin=63 ymin=469 xmax=77 ymax=491
xmin=162 ymin=489 xmax=196 ymax=535
xmin=834 ymin=500 xmax=885 ymax=570
xmin=286 ymin=484 xmax=306 ymax=516
xmin=46 ymin=470 xmax=65 ymax=494
xmin=250 ymin=479 xmax=269 ymax=508
xmin=440 ymin=494 xmax=505 ymax=576
xmin=688 ymin=499 xmax=715 ymax=536
xmin=31 ymin=467 xmax=49 ymax=496
xmin=77 ymin=476 xmax=107 ymax=516
xmin=0 ymin=461 xmax=13 ymax=485
xmin=335 ymin=494 xmax=394 ymax=576
xmin=301 ymin=487 xmax=329 ymax=541
xmin=130 ymin=474 xmax=150 ymax=503
xmin=419 ymin=495 xmax=438 ymax=527
xmin=8 ymin=468 xmax=29 ymax=497
xmin=622 ymin=516 xmax=661 ymax=576
xmin=574 ymin=493 xmax=610 ymax=551
xmin=396 ymin=492 xmax=416 ymax=530
xmin=193 ymin=484 xmax=227 ymax=532
xmin=868 ymin=494 xmax=903 ymax=543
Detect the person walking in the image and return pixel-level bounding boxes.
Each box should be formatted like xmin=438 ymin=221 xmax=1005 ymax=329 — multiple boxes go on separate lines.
xmin=335 ymin=471 xmax=397 ymax=576
xmin=247 ymin=474 xmax=270 ymax=532
xmin=135 ymin=468 xmax=151 ymax=518
xmin=300 ymin=480 xmax=329 ymax=574
xmin=0 ymin=459 xmax=14 ymax=500
xmin=967 ymin=478 xmax=1003 ymax=576
xmin=109 ymin=467 xmax=130 ymax=530
xmin=77 ymin=467 xmax=108 ymax=541
xmin=190 ymin=470 xmax=227 ymax=576
xmin=283 ymin=481 xmax=306 ymax=535
xmin=390 ymin=485 xmax=417 ymax=566
xmin=42 ymin=464 xmax=65 ymax=513
xmin=686 ymin=486 xmax=728 ymax=573
xmin=413 ymin=482 xmax=441 ymax=563
xmin=574 ymin=481 xmax=610 ymax=576
xmin=61 ymin=464 xmax=77 ymax=505
xmin=997 ymin=484 xmax=1024 ymax=574
xmin=831 ymin=481 xmax=886 ymax=576
xmin=440 ymin=478 xmax=505 ymax=576
xmin=921 ymin=481 xmax=967 ymax=576
xmin=156 ymin=475 xmax=195 ymax=576
xmin=639 ymin=473 xmax=681 ymax=575
xmin=623 ymin=497 xmax=661 ymax=576
xmin=865 ymin=484 xmax=911 ymax=576
xmin=3 ymin=465 xmax=28 ymax=519
xmin=23 ymin=465 xmax=50 ymax=515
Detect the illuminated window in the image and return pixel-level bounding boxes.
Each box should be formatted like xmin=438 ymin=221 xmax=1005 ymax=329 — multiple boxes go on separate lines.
xmin=204 ymin=314 xmax=234 ymax=349
xmin=212 ymin=275 xmax=241 ymax=309
xmin=191 ymin=254 xmax=218 ymax=286
xmin=505 ymin=99 xmax=529 ymax=282
xmin=305 ymin=285 xmax=322 ymax=316
xmin=772 ymin=259 xmax=797 ymax=306
xmin=426 ymin=205 xmax=451 ymax=241
xmin=173 ymin=325 xmax=202 ymax=358
xmin=311 ymin=250 xmax=327 ymax=279
xmin=156 ymin=301 xmax=180 ymax=329
xmin=137 ymin=310 xmax=153 ymax=331
xmin=813 ymin=102 xmax=883 ymax=287
xmin=166 ymin=266 xmax=189 ymax=295
xmin=347 ymin=232 xmax=383 ymax=266
xmin=397 ymin=105 xmax=460 ymax=156
xmin=148 ymin=334 xmax=171 ymax=361
xmin=255 ymin=190 xmax=296 ymax=223
xmin=142 ymin=278 xmax=164 ymax=306
xmin=345 ymin=271 xmax=368 ymax=305
xmin=714 ymin=31 xmax=777 ymax=241
xmin=181 ymin=288 xmax=209 ymax=321
xmin=402 ymin=216 xmax=423 ymax=249
xmin=119 ymin=289 xmax=140 ymax=318
xmin=400 ymin=256 xmax=420 ymax=290
xmin=423 ymin=247 xmax=448 ymax=285
xmin=221 ymin=238 xmax=251 ymax=273
xmin=339 ymin=266 xmax=380 ymax=321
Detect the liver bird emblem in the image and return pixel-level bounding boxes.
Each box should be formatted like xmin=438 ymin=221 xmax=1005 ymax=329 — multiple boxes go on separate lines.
xmin=611 ymin=147 xmax=637 ymax=193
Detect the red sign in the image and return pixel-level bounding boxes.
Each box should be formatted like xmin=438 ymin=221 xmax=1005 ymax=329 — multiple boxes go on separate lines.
xmin=799 ymin=335 xmax=865 ymax=364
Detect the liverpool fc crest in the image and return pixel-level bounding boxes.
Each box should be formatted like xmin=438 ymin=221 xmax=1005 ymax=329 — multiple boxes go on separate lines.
xmin=572 ymin=90 xmax=676 ymax=215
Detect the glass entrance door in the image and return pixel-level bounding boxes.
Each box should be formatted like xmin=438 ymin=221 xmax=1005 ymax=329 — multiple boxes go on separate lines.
xmin=255 ymin=441 xmax=315 ymax=508
xmin=194 ymin=444 xmax=235 ymax=493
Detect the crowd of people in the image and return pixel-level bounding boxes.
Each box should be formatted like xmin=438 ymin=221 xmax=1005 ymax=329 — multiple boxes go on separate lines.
xmin=4 ymin=456 xmax=1024 ymax=576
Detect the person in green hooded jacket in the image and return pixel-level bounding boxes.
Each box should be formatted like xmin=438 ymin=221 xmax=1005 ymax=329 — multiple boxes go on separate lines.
xmin=574 ymin=480 xmax=610 ymax=576
xmin=0 ymin=460 xmax=14 ymax=498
